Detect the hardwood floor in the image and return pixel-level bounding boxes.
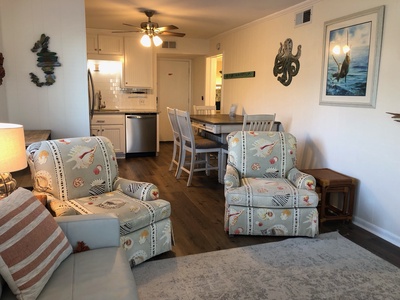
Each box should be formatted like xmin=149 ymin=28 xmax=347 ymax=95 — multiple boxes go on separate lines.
xmin=14 ymin=141 xmax=399 ymax=268
xmin=119 ymin=142 xmax=400 ymax=268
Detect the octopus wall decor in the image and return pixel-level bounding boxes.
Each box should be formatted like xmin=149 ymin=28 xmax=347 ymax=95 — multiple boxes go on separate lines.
xmin=30 ymin=34 xmax=61 ymax=87
xmin=273 ymin=38 xmax=301 ymax=86
xmin=0 ymin=53 xmax=5 ymax=86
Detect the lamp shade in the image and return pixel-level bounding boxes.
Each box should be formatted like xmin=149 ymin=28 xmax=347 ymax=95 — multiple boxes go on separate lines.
xmin=153 ymin=35 xmax=163 ymax=47
xmin=0 ymin=123 xmax=27 ymax=173
xmin=140 ymin=35 xmax=152 ymax=47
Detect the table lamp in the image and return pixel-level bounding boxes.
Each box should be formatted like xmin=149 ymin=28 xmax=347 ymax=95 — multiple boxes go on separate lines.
xmin=0 ymin=123 xmax=27 ymax=198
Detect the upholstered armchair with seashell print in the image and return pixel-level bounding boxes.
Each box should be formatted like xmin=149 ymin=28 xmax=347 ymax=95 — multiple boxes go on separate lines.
xmin=224 ymin=131 xmax=319 ymax=237
xmin=26 ymin=136 xmax=173 ymax=267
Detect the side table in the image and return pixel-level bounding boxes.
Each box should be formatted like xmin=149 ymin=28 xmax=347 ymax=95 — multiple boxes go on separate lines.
xmin=302 ymin=168 xmax=357 ymax=223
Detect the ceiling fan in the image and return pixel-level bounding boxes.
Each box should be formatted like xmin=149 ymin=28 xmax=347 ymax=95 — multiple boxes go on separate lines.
xmin=113 ymin=10 xmax=185 ymax=47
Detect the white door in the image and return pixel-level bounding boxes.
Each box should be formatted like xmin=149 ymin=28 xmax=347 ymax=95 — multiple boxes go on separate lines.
xmin=158 ymin=59 xmax=190 ymax=141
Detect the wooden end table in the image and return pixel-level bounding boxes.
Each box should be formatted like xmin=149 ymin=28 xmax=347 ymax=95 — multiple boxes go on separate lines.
xmin=302 ymin=168 xmax=357 ymax=223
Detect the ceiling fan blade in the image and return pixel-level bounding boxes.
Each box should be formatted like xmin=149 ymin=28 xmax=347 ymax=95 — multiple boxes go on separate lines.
xmin=112 ymin=30 xmax=141 ymax=33
xmin=157 ymin=25 xmax=178 ymax=32
xmin=159 ymin=31 xmax=185 ymax=37
xmin=122 ymin=23 xmax=141 ymax=28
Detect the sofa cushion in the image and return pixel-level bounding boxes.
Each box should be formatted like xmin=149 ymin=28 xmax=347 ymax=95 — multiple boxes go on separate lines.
xmin=37 ymin=247 xmax=138 ymax=300
xmin=0 ymin=188 xmax=72 ymax=299
xmin=226 ymin=178 xmax=319 ymax=208
xmin=67 ymin=191 xmax=171 ymax=234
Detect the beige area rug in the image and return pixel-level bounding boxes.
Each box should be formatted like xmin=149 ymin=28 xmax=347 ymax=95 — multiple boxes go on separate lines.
xmin=132 ymin=232 xmax=400 ymax=300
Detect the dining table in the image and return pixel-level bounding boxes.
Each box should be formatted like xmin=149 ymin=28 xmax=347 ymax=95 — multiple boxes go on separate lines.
xmin=191 ymin=114 xmax=283 ymax=144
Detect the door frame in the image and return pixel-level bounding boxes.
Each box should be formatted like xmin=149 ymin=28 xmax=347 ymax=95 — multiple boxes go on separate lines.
xmin=205 ymin=53 xmax=223 ymax=110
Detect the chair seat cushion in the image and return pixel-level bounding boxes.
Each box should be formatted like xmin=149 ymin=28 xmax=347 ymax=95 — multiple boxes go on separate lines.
xmin=66 ymin=191 xmax=171 ymax=234
xmin=225 ymin=178 xmax=318 ymax=208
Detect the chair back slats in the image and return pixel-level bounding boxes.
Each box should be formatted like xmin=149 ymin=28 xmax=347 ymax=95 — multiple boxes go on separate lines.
xmin=193 ymin=105 xmax=216 ymax=115
xmin=167 ymin=107 xmax=181 ymax=142
xmin=176 ymin=109 xmax=195 ymax=146
xmin=242 ymin=114 xmax=276 ymax=131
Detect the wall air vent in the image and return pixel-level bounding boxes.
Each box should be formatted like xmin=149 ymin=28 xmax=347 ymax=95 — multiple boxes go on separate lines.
xmin=162 ymin=41 xmax=177 ymax=49
xmin=295 ymin=8 xmax=312 ymax=27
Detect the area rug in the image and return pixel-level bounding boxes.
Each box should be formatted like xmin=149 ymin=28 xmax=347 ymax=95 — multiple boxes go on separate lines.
xmin=132 ymin=232 xmax=400 ymax=300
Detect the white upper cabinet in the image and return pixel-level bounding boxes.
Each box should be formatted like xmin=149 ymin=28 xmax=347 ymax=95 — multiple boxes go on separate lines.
xmin=87 ymin=34 xmax=124 ymax=55
xmin=123 ymin=36 xmax=153 ymax=88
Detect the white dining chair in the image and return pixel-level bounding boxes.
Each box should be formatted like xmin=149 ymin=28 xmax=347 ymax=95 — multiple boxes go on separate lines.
xmin=242 ymin=113 xmax=276 ymax=131
xmin=176 ymin=109 xmax=222 ymax=186
xmin=193 ymin=105 xmax=216 ymax=115
xmin=167 ymin=107 xmax=182 ymax=177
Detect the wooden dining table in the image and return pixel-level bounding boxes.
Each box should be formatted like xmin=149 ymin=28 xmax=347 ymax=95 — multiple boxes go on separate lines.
xmin=191 ymin=114 xmax=282 ymax=144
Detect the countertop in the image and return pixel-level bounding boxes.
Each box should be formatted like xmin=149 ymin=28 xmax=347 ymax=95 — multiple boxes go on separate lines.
xmin=93 ymin=109 xmax=159 ymax=114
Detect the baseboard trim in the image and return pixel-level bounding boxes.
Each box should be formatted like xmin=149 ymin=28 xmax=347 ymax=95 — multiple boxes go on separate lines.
xmin=353 ymin=216 xmax=400 ymax=248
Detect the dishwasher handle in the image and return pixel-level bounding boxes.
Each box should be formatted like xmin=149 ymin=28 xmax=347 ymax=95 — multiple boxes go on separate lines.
xmin=126 ymin=115 xmax=155 ymax=119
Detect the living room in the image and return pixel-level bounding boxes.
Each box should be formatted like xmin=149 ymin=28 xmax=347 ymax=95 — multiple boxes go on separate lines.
xmin=0 ymin=0 xmax=399 ymax=298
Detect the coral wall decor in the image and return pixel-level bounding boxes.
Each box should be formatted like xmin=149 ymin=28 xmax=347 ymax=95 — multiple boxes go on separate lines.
xmin=0 ymin=53 xmax=5 ymax=85
xmin=30 ymin=34 xmax=61 ymax=87
xmin=273 ymin=38 xmax=301 ymax=86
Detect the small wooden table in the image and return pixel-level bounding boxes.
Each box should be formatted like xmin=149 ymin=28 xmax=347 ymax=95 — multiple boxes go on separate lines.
xmin=302 ymin=168 xmax=357 ymax=223
xmin=24 ymin=130 xmax=51 ymax=147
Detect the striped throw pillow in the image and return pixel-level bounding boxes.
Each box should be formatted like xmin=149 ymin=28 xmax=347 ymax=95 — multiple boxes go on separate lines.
xmin=0 ymin=188 xmax=72 ymax=299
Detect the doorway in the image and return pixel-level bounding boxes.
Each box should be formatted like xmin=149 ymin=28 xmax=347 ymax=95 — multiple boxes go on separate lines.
xmin=158 ymin=58 xmax=191 ymax=141
xmin=205 ymin=54 xmax=223 ymax=111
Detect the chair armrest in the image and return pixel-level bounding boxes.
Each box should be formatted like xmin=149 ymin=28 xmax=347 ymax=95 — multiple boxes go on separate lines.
xmin=224 ymin=164 xmax=240 ymax=189
xmin=55 ymin=213 xmax=120 ymax=250
xmin=287 ymin=167 xmax=316 ymax=190
xmin=114 ymin=177 xmax=160 ymax=201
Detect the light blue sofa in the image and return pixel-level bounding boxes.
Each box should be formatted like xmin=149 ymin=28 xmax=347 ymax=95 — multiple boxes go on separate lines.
xmin=1 ymin=214 xmax=139 ymax=299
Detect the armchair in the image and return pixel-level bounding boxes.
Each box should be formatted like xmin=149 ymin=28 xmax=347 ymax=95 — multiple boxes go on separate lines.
xmin=224 ymin=131 xmax=319 ymax=237
xmin=26 ymin=136 xmax=173 ymax=266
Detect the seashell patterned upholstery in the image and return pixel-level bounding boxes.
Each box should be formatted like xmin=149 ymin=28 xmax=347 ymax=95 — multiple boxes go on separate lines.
xmin=26 ymin=136 xmax=173 ymax=266
xmin=224 ymin=131 xmax=319 ymax=237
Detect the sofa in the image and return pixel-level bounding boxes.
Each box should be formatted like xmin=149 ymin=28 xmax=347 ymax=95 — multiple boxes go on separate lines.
xmin=0 ymin=188 xmax=138 ymax=299
xmin=26 ymin=136 xmax=173 ymax=267
xmin=224 ymin=131 xmax=319 ymax=237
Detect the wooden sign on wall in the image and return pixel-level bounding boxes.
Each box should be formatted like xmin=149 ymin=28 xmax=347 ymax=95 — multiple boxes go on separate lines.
xmin=223 ymin=71 xmax=255 ymax=80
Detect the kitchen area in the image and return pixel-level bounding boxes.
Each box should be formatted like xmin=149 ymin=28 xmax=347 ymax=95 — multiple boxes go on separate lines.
xmin=87 ymin=32 xmax=159 ymax=158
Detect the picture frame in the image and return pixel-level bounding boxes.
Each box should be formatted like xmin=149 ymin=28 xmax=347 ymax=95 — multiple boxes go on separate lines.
xmin=319 ymin=6 xmax=385 ymax=108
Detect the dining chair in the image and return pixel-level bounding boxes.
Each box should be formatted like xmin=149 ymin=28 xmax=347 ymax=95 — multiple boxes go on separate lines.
xmin=242 ymin=113 xmax=276 ymax=131
xmin=167 ymin=107 xmax=182 ymax=177
xmin=193 ymin=105 xmax=217 ymax=115
xmin=175 ymin=109 xmax=222 ymax=186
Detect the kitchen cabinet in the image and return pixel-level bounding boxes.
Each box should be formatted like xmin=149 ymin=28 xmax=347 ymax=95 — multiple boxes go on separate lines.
xmin=87 ymin=34 xmax=124 ymax=55
xmin=91 ymin=114 xmax=125 ymax=158
xmin=123 ymin=36 xmax=153 ymax=88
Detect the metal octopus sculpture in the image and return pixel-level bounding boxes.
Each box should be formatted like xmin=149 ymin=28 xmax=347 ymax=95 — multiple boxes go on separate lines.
xmin=273 ymin=38 xmax=301 ymax=86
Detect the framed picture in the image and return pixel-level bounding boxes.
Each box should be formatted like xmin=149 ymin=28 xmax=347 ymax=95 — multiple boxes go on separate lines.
xmin=320 ymin=6 xmax=385 ymax=108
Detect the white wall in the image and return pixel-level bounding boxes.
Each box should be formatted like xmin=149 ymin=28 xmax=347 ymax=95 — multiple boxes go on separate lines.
xmin=0 ymin=0 xmax=89 ymax=138
xmin=210 ymin=0 xmax=400 ymax=246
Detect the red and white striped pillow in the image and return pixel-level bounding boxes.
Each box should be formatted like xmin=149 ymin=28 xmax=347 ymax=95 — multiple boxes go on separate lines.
xmin=0 ymin=188 xmax=72 ymax=299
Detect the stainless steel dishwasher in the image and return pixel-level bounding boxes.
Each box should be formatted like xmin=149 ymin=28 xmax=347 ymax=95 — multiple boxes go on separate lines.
xmin=125 ymin=114 xmax=157 ymax=155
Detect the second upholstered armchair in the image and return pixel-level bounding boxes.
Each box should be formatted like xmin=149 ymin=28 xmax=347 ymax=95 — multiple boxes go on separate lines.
xmin=224 ymin=131 xmax=319 ymax=237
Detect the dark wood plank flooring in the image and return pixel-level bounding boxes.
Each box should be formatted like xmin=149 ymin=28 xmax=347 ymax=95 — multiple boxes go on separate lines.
xmin=119 ymin=142 xmax=400 ymax=268
xmin=13 ymin=142 xmax=400 ymax=268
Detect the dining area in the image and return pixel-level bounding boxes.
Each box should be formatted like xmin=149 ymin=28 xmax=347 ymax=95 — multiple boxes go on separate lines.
xmin=167 ymin=106 xmax=283 ymax=186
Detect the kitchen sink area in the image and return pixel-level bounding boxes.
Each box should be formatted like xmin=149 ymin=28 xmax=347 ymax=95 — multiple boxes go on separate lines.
xmin=88 ymin=58 xmax=159 ymax=159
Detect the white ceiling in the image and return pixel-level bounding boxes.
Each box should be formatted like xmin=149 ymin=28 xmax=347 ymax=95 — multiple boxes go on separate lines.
xmin=85 ymin=0 xmax=307 ymax=39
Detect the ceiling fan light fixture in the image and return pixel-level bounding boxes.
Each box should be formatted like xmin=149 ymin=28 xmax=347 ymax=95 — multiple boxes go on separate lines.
xmin=140 ymin=34 xmax=151 ymax=47
xmin=153 ymin=35 xmax=163 ymax=47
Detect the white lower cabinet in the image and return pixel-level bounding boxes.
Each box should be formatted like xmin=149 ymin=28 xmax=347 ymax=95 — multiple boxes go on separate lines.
xmin=91 ymin=114 xmax=125 ymax=158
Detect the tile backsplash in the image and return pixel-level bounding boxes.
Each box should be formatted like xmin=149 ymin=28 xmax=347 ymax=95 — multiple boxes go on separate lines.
xmin=88 ymin=60 xmax=156 ymax=110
